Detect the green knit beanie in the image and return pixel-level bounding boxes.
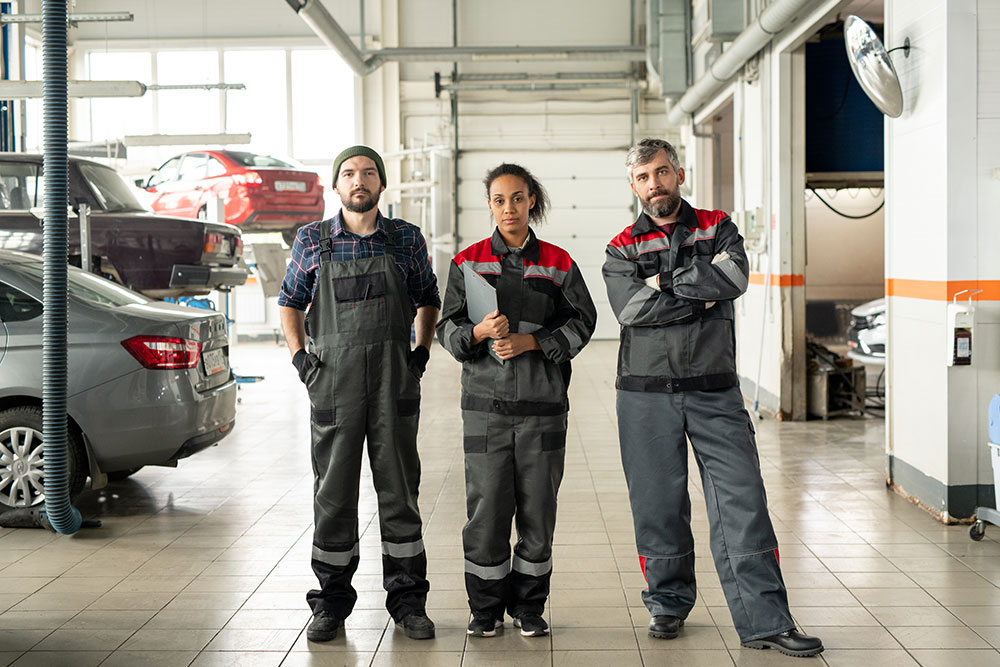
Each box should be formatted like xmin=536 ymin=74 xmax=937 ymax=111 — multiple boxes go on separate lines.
xmin=333 ymin=145 xmax=386 ymax=187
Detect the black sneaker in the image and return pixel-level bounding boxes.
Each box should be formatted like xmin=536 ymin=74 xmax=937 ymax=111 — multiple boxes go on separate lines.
xmin=467 ymin=613 xmax=503 ymax=637
xmin=306 ymin=610 xmax=342 ymax=642
xmin=513 ymin=614 xmax=549 ymax=637
xmin=396 ymin=611 xmax=436 ymax=640
xmin=742 ymin=629 xmax=824 ymax=657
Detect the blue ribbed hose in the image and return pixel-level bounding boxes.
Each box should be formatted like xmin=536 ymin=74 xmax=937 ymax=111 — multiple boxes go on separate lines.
xmin=40 ymin=0 xmax=81 ymax=534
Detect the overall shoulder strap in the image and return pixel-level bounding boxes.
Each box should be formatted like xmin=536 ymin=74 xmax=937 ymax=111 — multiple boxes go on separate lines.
xmin=381 ymin=217 xmax=397 ymax=250
xmin=318 ymin=218 xmax=333 ymax=264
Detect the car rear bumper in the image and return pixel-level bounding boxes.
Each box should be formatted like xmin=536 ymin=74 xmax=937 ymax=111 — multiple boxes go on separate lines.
xmin=169 ymin=264 xmax=250 ymax=291
xmin=72 ymin=372 xmax=238 ymax=473
xmin=240 ymin=210 xmax=323 ymax=228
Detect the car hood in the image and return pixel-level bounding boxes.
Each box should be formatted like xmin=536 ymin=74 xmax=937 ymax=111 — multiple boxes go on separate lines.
xmin=851 ymin=298 xmax=886 ymax=318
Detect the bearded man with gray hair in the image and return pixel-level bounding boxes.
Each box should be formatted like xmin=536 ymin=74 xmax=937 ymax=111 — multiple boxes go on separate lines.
xmin=602 ymin=138 xmax=823 ymax=657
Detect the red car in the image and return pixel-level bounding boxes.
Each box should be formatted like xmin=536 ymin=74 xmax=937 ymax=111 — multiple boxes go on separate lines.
xmin=142 ymin=150 xmax=325 ymax=243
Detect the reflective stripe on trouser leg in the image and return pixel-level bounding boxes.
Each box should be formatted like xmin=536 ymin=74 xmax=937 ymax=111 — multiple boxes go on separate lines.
xmin=508 ymin=413 xmax=566 ymax=618
xmin=684 ymin=386 xmax=794 ymax=641
xmin=367 ymin=341 xmax=429 ymax=622
xmin=462 ymin=410 xmax=516 ymax=617
xmin=616 ymin=390 xmax=697 ymax=618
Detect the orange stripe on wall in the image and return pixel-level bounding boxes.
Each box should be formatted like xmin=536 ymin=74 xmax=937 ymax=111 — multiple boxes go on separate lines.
xmin=885 ymin=279 xmax=1000 ymax=301
xmin=748 ymin=273 xmax=805 ymax=287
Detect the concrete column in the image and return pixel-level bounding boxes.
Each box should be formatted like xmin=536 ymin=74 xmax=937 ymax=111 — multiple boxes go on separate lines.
xmin=885 ymin=0 xmax=1000 ymax=520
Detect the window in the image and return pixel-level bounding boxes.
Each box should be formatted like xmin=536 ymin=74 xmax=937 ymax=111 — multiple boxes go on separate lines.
xmin=87 ymin=51 xmax=154 ymax=144
xmin=223 ymin=152 xmax=295 ymax=168
xmin=148 ymin=157 xmax=181 ymax=187
xmin=178 ymin=154 xmax=209 ymax=181
xmin=0 ymin=281 xmax=42 ymax=322
xmin=16 ymin=263 xmax=147 ymax=308
xmin=291 ymin=50 xmax=354 ymax=160
xmin=156 ymin=51 xmax=220 ymax=136
xmin=224 ymin=50 xmax=288 ymax=155
xmin=0 ymin=162 xmax=39 ymax=210
xmin=206 ymin=158 xmax=227 ymax=177
xmin=77 ymin=163 xmax=146 ymax=213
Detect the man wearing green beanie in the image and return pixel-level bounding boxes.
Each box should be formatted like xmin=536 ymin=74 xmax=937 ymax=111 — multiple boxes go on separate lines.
xmin=278 ymin=144 xmax=440 ymax=642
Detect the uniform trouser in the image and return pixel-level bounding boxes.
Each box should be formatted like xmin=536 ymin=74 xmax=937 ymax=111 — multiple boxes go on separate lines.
xmin=616 ymin=386 xmax=795 ymax=642
xmin=462 ymin=410 xmax=567 ymax=619
xmin=306 ymin=341 xmax=429 ymax=622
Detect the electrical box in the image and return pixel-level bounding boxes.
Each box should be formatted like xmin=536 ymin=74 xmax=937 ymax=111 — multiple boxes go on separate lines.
xmin=692 ymin=0 xmax=744 ymax=43
xmin=734 ymin=207 xmax=766 ymax=252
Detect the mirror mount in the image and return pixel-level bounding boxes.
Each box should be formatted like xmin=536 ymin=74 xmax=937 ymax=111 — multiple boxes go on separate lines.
xmin=885 ymin=37 xmax=911 ymax=58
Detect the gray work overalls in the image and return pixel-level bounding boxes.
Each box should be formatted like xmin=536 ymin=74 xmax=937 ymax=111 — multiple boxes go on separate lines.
xmin=303 ymin=218 xmax=428 ymax=622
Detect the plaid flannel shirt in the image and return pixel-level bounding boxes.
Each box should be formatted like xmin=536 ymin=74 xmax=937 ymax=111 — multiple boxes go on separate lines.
xmin=277 ymin=211 xmax=441 ymax=312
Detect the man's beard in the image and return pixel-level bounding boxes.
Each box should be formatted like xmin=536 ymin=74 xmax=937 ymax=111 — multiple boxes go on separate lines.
xmin=342 ymin=188 xmax=380 ymax=213
xmin=640 ymin=188 xmax=680 ymax=218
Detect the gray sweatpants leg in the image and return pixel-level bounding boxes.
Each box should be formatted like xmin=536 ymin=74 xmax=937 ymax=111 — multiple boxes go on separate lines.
xmin=617 ymin=387 xmax=795 ymax=641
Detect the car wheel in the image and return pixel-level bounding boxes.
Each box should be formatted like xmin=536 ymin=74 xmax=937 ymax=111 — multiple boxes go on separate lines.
xmin=0 ymin=406 xmax=86 ymax=510
xmin=197 ymin=206 xmax=208 ymax=220
xmin=107 ymin=466 xmax=143 ymax=482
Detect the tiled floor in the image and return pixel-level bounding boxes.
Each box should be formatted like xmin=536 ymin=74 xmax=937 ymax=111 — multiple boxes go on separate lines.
xmin=2 ymin=341 xmax=999 ymax=666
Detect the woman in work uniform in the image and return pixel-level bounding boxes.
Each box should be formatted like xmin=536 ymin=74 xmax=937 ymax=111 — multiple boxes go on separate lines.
xmin=437 ymin=163 xmax=598 ymax=637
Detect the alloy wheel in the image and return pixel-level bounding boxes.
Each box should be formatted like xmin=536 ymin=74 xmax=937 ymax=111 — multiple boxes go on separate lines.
xmin=0 ymin=426 xmax=46 ymax=507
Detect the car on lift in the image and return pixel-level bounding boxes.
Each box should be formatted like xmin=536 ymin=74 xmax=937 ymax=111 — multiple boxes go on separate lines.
xmin=0 ymin=153 xmax=248 ymax=299
xmin=0 ymin=249 xmax=237 ymax=510
xmin=140 ymin=150 xmax=325 ymax=245
xmin=847 ymin=297 xmax=886 ymax=364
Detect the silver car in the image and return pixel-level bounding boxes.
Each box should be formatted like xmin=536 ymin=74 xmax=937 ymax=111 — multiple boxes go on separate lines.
xmin=0 ymin=250 xmax=236 ymax=509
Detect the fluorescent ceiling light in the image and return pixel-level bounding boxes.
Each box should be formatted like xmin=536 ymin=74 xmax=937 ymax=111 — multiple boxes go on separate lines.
xmin=0 ymin=80 xmax=146 ymax=98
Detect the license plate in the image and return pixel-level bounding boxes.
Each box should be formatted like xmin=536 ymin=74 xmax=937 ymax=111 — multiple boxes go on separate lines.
xmin=275 ymin=180 xmax=306 ymax=192
xmin=202 ymin=348 xmax=228 ymax=375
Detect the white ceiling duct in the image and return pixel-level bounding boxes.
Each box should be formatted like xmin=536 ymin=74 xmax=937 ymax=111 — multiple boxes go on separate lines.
xmin=666 ymin=0 xmax=816 ymax=125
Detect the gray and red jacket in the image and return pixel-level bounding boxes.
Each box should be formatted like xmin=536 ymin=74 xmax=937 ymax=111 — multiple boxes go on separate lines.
xmin=602 ymin=199 xmax=749 ymax=393
xmin=437 ymin=227 xmax=597 ymax=415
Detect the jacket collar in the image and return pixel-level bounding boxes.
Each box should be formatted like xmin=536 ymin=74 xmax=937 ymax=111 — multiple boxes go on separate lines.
xmin=332 ymin=210 xmax=387 ymax=238
xmin=630 ymin=198 xmax=698 ymax=238
xmin=490 ymin=226 xmax=540 ymax=263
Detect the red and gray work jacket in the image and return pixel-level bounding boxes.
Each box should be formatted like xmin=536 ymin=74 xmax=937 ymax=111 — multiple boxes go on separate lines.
xmin=437 ymin=227 xmax=597 ymax=415
xmin=602 ymin=199 xmax=750 ymax=393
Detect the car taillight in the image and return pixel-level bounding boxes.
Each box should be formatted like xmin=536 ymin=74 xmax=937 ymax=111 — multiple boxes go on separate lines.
xmin=233 ymin=171 xmax=263 ymax=187
xmin=122 ymin=336 xmax=201 ymax=369
xmin=204 ymin=232 xmax=227 ymax=254
xmin=233 ymin=236 xmax=243 ymax=259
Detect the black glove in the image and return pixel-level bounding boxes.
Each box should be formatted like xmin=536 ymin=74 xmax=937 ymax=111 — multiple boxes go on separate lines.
xmin=407 ymin=345 xmax=430 ymax=379
xmin=291 ymin=349 xmax=322 ymax=383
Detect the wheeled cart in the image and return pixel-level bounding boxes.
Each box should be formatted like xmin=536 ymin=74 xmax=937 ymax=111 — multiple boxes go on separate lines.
xmin=970 ymin=443 xmax=1000 ymax=541
xmin=970 ymin=394 xmax=1000 ymax=541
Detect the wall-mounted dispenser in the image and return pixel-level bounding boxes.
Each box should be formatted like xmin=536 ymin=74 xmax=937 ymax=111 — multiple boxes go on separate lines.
xmin=946 ymin=289 xmax=983 ymax=366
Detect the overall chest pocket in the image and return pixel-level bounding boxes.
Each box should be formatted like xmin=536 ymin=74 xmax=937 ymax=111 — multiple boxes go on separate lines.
xmin=333 ymin=272 xmax=386 ymax=302
xmin=331 ymin=271 xmax=387 ymax=327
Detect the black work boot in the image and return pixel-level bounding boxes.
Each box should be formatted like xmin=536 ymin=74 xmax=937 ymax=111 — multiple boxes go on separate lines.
xmin=306 ymin=611 xmax=343 ymax=642
xmin=742 ymin=629 xmax=824 ymax=657
xmin=648 ymin=615 xmax=684 ymax=639
xmin=396 ymin=611 xmax=436 ymax=639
